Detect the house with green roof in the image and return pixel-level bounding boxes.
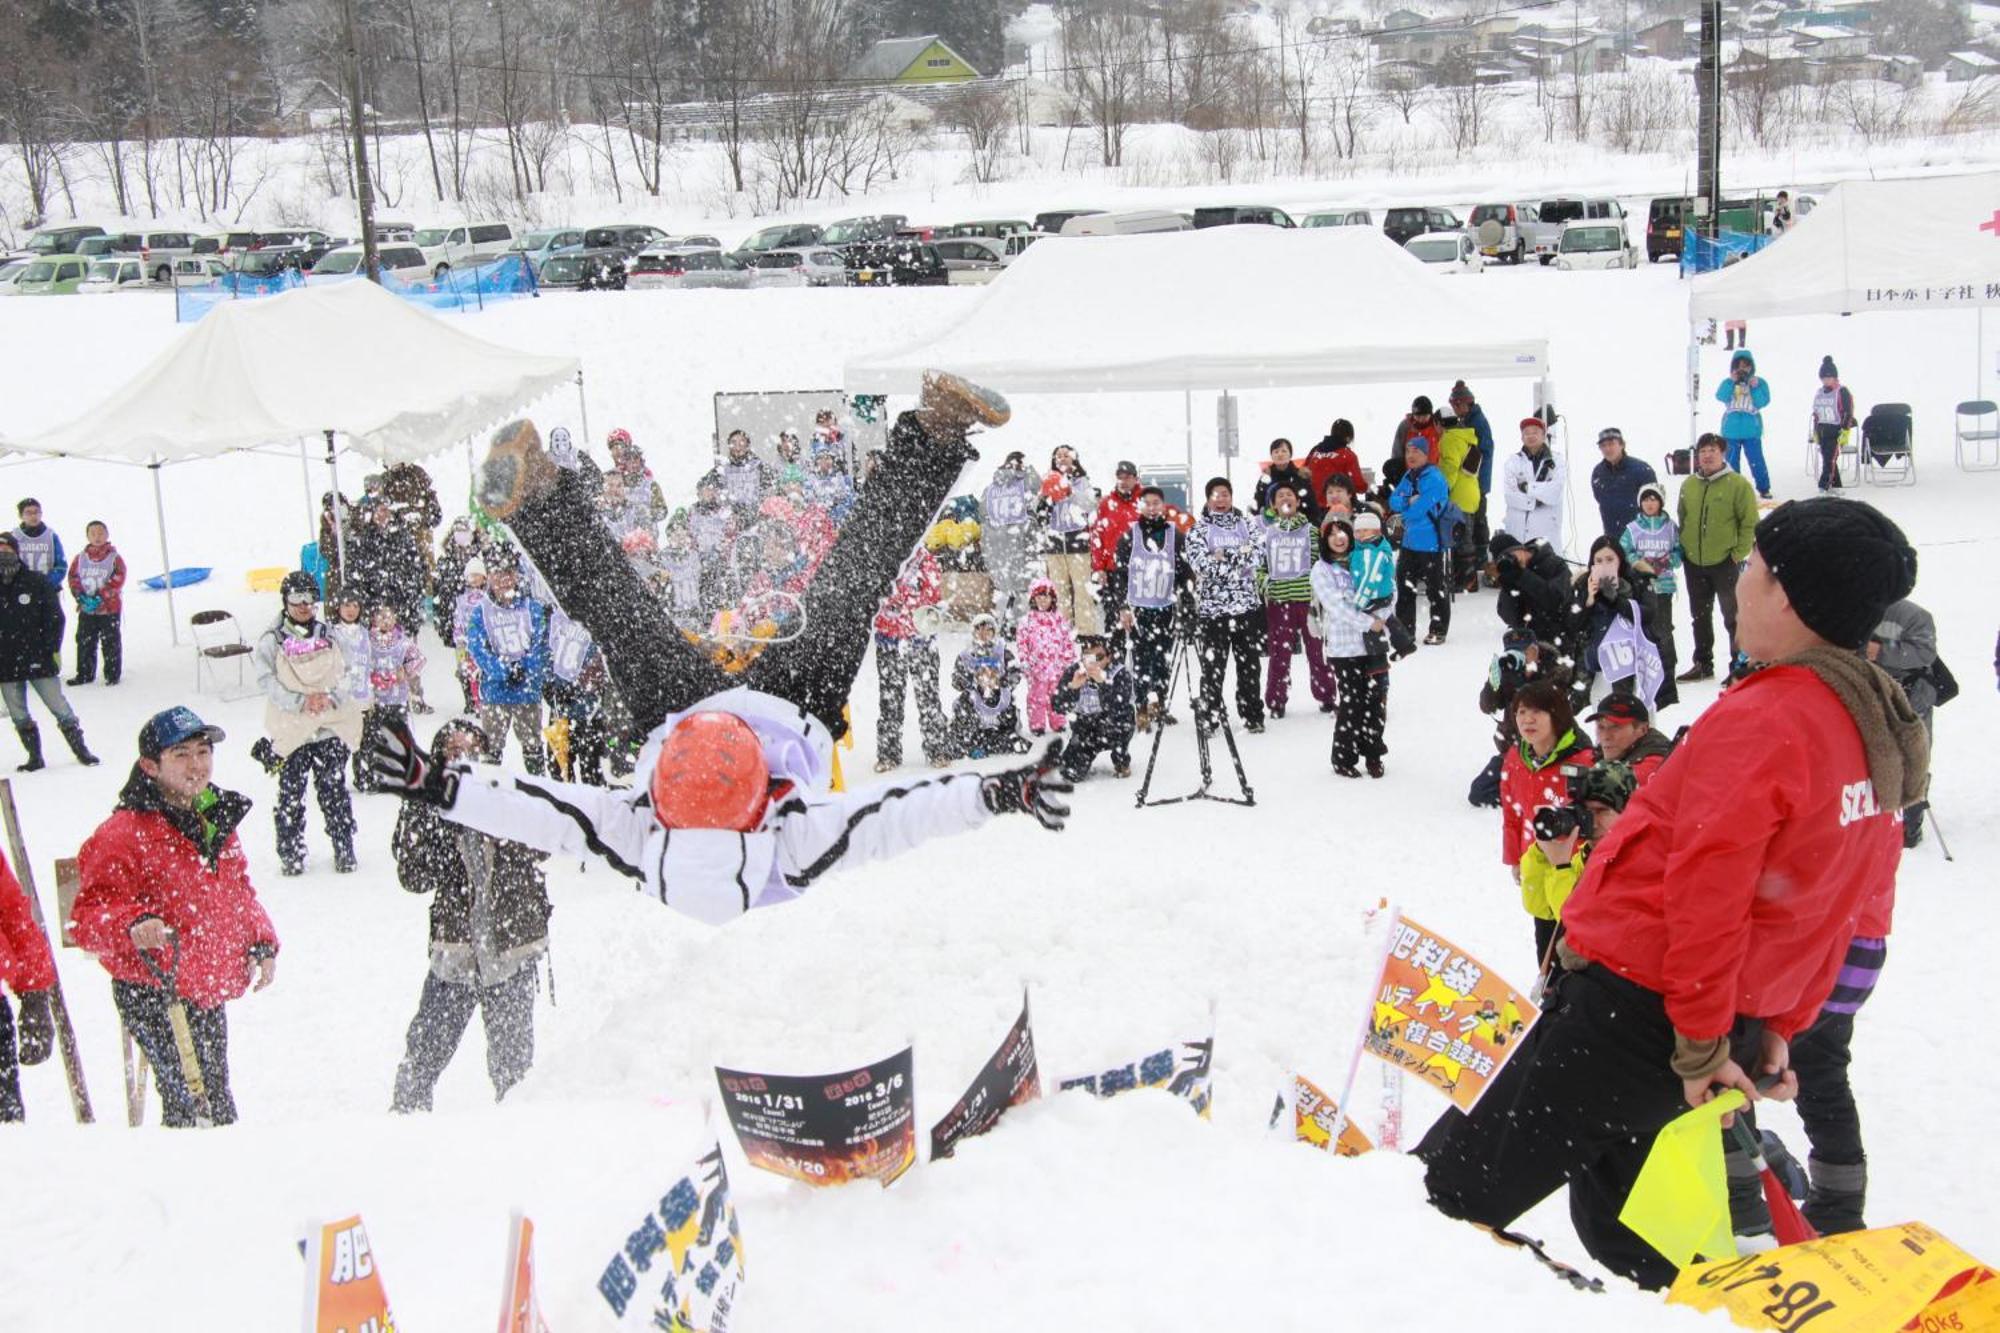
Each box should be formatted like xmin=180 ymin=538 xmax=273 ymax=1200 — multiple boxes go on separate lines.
xmin=849 ymin=35 xmax=980 ymax=85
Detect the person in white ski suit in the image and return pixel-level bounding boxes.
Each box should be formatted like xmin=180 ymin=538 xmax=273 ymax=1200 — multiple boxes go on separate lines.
xmin=1502 ymin=418 xmax=1567 ymax=549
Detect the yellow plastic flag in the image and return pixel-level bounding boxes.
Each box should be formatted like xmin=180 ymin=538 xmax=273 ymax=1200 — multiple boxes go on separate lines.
xmin=1670 ymin=1221 xmax=1995 ymax=1332
xmin=1619 ymin=1089 xmax=1746 ymax=1270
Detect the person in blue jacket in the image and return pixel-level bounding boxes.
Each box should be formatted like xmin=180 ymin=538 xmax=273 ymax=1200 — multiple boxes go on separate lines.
xmin=1388 ymin=436 xmax=1455 ymax=645
xmin=464 ymin=548 xmax=552 ymax=774
xmin=1716 ymin=349 xmax=1773 ymax=499
xmin=1446 ymin=382 xmax=1496 ymax=579
xmin=1589 ymin=426 xmax=1659 ymax=539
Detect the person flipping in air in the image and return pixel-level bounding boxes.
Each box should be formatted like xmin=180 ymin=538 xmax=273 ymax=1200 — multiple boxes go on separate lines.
xmin=366 ymin=373 xmax=1073 ymax=924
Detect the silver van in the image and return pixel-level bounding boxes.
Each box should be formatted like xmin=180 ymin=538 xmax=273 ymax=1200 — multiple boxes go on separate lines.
xmin=1059 ymin=209 xmax=1190 ymax=237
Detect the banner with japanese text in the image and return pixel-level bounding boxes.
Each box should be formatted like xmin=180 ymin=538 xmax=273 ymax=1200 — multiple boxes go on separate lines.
xmin=1286 ymin=1073 xmax=1375 ymax=1157
xmin=1363 ymin=914 xmax=1537 ymax=1112
xmin=301 ymin=1214 xmax=396 ymax=1333
xmin=496 ymin=1211 xmax=551 ymax=1333
xmin=931 ymin=996 xmax=1041 ymax=1161
xmin=596 ymin=1141 xmax=745 ymax=1332
xmin=1059 ymin=1035 xmax=1213 ymax=1119
xmin=1668 ymin=1222 xmax=1997 ymax=1332
xmin=716 ymin=1047 xmax=916 ymax=1187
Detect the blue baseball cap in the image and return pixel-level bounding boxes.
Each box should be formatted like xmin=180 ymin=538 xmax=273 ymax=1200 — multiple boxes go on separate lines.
xmin=138 ymin=706 xmax=226 ymax=759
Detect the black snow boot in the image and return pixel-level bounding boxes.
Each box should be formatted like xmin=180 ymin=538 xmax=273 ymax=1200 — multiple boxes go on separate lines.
xmin=1803 ymin=1156 xmax=1867 ymax=1236
xmin=59 ymin=720 xmax=100 ymax=767
xmin=14 ymin=722 xmax=44 ymax=772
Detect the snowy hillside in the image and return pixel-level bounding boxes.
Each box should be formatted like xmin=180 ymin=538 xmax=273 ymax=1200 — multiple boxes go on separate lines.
xmin=0 ymin=217 xmax=1996 ymax=1325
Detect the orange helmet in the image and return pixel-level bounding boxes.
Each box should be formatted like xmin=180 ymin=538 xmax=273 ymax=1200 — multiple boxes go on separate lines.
xmin=651 ymin=713 xmax=771 ymax=831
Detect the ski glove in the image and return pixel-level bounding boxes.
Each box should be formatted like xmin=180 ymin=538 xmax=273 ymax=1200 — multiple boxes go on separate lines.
xmin=503 ymin=664 xmax=529 ymax=690
xmin=14 ymin=989 xmax=54 ymax=1066
xmin=980 ymin=741 xmax=1072 ymax=832
xmin=365 ymin=716 xmax=459 ymax=808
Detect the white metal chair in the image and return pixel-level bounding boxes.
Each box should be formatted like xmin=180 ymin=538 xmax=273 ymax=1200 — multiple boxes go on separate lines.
xmin=191 ymin=610 xmax=258 ymax=699
xmin=1860 ymin=404 xmax=1916 ymax=487
xmin=1804 ymin=431 xmax=1860 ymax=487
xmin=1954 ymin=400 xmax=2000 ymax=471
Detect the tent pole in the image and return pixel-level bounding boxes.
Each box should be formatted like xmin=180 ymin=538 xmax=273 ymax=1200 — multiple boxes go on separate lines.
xmin=1183 ymin=390 xmax=1193 ymax=506
xmin=575 ymin=368 xmax=592 ymax=450
xmin=149 ymin=460 xmax=179 ymax=647
xmin=298 ymin=437 xmax=315 ymax=542
xmin=1686 ymin=315 xmax=1701 ymax=450
xmin=324 ymin=430 xmax=348 ymax=591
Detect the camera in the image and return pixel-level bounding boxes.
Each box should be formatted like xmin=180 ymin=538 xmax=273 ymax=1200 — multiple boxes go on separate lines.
xmin=1534 ymin=804 xmax=1589 ymax=841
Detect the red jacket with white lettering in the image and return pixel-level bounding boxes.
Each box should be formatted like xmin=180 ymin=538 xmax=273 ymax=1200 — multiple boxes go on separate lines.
xmin=0 ymin=850 xmax=55 ymax=996
xmin=1561 ymin=665 xmax=1906 ymax=1040
xmin=72 ymin=768 xmax=277 ymax=1009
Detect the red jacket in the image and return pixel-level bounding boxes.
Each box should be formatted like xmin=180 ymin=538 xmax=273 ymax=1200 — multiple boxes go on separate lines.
xmin=0 ymin=851 xmax=55 ymax=997
xmin=1304 ymin=444 xmax=1367 ymax=507
xmin=871 ymin=549 xmax=942 ymax=639
xmin=1500 ymin=732 xmax=1596 ymax=867
xmin=1562 ymin=666 xmax=1906 ymax=1040
xmin=1090 ymin=485 xmax=1144 ymax=573
xmin=72 ymin=770 xmax=277 ymax=1009
xmin=66 ymin=542 xmax=127 ymax=616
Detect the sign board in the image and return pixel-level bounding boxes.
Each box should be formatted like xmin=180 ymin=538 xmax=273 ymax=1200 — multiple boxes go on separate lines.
xmin=1216 ymin=392 xmax=1240 ymax=459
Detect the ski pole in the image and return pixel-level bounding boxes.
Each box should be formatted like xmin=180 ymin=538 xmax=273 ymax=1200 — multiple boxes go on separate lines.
xmin=1927 ymin=806 xmax=1953 ymax=862
xmin=138 ymin=936 xmax=216 ymax=1129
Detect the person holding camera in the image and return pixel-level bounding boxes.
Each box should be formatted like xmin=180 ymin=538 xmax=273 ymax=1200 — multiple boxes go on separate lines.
xmin=1716 ymin=349 xmax=1773 ymax=499
xmin=1049 ymin=637 xmax=1135 ymax=781
xmin=1564 ymin=537 xmax=1654 ymax=707
xmin=1497 ymin=680 xmax=1595 ymax=883
xmin=1519 ymin=762 xmax=1636 ymax=970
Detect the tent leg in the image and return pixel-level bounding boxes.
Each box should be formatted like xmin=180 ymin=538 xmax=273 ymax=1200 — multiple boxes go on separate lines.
xmin=150 ymin=461 xmax=179 ymax=647
xmin=1686 ymin=317 xmax=1701 ymax=450
xmin=575 ymin=368 xmax=592 ymax=450
xmin=298 ymin=437 xmax=316 ymax=542
xmin=324 ymin=430 xmax=348 ymax=587
xmin=1183 ymin=390 xmax=1193 ymax=505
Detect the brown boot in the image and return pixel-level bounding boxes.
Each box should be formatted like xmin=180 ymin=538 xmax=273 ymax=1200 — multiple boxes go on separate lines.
xmin=916 ymin=370 xmax=1011 ymax=443
xmin=1134 ymin=701 xmax=1155 ymax=733
xmin=476 ymin=419 xmax=558 ymax=521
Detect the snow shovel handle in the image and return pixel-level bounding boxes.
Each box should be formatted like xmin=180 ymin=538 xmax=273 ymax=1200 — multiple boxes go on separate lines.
xmin=136 ymin=933 xmax=182 ymax=997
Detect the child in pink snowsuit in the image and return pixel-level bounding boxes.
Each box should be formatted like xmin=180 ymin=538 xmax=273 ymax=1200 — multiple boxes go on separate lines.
xmin=1015 ymin=578 xmax=1078 ymax=735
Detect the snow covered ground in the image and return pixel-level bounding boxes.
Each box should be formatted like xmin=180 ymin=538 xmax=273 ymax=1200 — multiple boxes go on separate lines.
xmin=1 ymin=250 xmax=1996 ymax=1329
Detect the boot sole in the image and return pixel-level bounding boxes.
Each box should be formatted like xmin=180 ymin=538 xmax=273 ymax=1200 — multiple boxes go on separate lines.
xmin=924 ymin=371 xmax=1011 ymax=428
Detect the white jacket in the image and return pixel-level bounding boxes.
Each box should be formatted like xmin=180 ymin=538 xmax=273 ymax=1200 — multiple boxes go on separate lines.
xmin=439 ymin=687 xmax=992 ymax=926
xmin=1501 ymin=447 xmax=1566 ymax=547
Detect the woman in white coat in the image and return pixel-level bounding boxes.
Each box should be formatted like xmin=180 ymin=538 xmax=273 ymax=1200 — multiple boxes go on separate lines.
xmin=1502 ymin=418 xmax=1566 ymax=550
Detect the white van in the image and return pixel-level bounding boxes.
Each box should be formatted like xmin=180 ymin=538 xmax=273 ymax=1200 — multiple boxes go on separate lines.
xmin=411 ymin=221 xmax=522 ymax=276
xmin=1058 ymin=209 xmax=1190 ymax=237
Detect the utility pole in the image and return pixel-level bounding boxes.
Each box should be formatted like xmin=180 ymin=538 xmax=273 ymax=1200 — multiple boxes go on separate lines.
xmin=340 ymin=0 xmax=382 ymax=283
xmin=1697 ymin=0 xmax=1723 ymax=243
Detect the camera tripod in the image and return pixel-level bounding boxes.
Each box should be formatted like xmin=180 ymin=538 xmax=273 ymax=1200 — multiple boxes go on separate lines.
xmin=1134 ymin=625 xmax=1255 ymax=809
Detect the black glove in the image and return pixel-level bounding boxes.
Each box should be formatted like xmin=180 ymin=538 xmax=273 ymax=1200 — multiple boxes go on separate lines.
xmin=504 ymin=663 xmax=528 ymax=689
xmin=14 ymin=990 xmax=54 ymax=1066
xmin=980 ymin=741 xmax=1073 ymax=832
xmin=365 ymin=717 xmax=459 ymax=808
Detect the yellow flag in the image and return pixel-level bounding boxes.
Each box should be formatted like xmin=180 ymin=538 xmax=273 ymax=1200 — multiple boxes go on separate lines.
xmin=1619 ymin=1090 xmax=1745 ymax=1270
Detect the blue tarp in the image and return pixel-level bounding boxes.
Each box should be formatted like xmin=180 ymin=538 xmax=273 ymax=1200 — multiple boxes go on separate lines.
xmin=174 ymin=254 xmax=539 ymax=322
xmin=1680 ymin=229 xmax=1772 ymax=276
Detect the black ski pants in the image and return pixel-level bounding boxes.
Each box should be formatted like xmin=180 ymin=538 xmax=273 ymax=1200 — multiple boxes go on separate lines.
xmin=115 ymin=980 xmax=236 ymax=1127
xmin=1416 ymin=964 xmax=1764 ymax=1291
xmin=391 ymin=966 xmax=537 ymax=1112
xmin=875 ymin=635 xmax=951 ymax=765
xmin=505 ymin=410 xmax=974 ymax=740
xmin=1684 ymin=558 xmax=1740 ymax=672
xmin=1329 ymin=657 xmax=1386 ymax=770
xmin=1126 ymin=606 xmax=1176 ymax=712
xmin=1195 ymin=612 xmax=1263 ymax=731
xmin=73 ymin=612 xmax=122 ymax=683
xmin=1059 ymin=718 xmax=1132 ymax=780
xmin=275 ymin=736 xmax=356 ymax=871
xmin=1395 ymin=548 xmax=1450 ymax=639
xmin=0 ymin=995 xmax=20 ymax=1122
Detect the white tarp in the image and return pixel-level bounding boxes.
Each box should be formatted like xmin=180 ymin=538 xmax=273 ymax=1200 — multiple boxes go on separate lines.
xmin=844 ymin=226 xmax=1551 ymax=394
xmin=20 ymin=279 xmax=580 ymax=464
xmin=1690 ymin=171 xmax=2000 ymax=320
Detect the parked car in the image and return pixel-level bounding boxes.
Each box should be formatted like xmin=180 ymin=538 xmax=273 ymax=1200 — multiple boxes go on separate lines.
xmin=674 ymin=234 xmax=724 ymax=249
xmin=625 ymin=247 xmax=750 ymax=291
xmin=75 ymin=235 xmax=121 ymax=258
xmin=77 ymin=258 xmax=151 ymax=294
xmin=1034 ymin=209 xmax=1103 ymax=235
xmin=843 ymin=239 xmax=947 ymax=287
xmin=536 ymin=247 xmax=628 ymax=291
xmin=307 ymin=243 xmax=431 ymax=281
xmin=1646 ymin=196 xmax=1692 ymax=263
xmin=934 ymin=236 xmax=1010 ymax=283
xmin=508 ymin=228 xmax=587 ymax=271
xmin=1058 ymin=209 xmax=1189 ymax=237
xmin=1404 ymin=232 xmax=1482 ymax=276
xmin=105 ymin=229 xmax=198 ymax=282
xmin=230 ymin=247 xmax=307 ymax=277
xmin=819 ymin=215 xmax=908 ymax=248
xmin=1384 ymin=206 xmax=1461 ymax=247
xmin=169 ymin=256 xmax=230 ymax=285
xmin=412 ymin=221 xmax=522 ymax=276
xmin=14 ymin=257 xmax=92 ymax=294
xmin=1554 ymin=222 xmax=1639 ymax=271
xmin=214 ymin=229 xmax=263 ymax=255
xmin=742 ymin=248 xmax=848 ymax=288
xmin=1468 ymin=202 xmax=1558 ymax=265
xmin=582 ymin=223 xmax=671 ymax=253
xmin=1002 ymin=233 xmax=1042 ymax=260
xmin=1192 ymin=205 xmax=1297 ymax=229
xmin=0 ymin=257 xmax=31 ymax=291
xmin=1538 ymin=198 xmax=1626 ymax=231
xmin=373 ymin=220 xmax=416 ymax=243
xmin=735 ymin=223 xmax=824 ymax=257
xmin=18 ymin=225 xmax=106 ymax=259
xmin=1304 ymin=209 xmax=1374 ymax=227
xmin=939 ymin=219 xmax=1033 ymax=240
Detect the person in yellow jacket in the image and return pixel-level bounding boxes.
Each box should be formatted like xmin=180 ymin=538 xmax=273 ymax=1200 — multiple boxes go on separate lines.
xmin=1520 ymin=761 xmax=1636 ymax=969
xmin=1436 ymin=414 xmax=1487 ymax=594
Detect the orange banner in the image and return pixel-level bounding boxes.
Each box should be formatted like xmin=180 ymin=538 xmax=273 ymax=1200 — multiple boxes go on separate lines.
xmin=1670 ymin=1222 xmax=1997 ymax=1331
xmin=497 ymin=1212 xmax=551 ymax=1333
xmin=1290 ymin=1074 xmax=1375 ymax=1157
xmin=1362 ymin=914 xmax=1538 ymax=1113
xmin=301 ymin=1214 xmax=396 ymax=1333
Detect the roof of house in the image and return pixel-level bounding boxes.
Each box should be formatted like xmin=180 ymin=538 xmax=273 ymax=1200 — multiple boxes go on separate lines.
xmin=1950 ymin=49 xmax=2000 ymax=65
xmin=849 ymin=35 xmax=973 ymax=81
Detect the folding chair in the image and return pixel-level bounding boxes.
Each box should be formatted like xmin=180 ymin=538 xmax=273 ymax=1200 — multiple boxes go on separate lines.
xmin=1804 ymin=431 xmax=1859 ymax=488
xmin=190 ymin=610 xmax=258 ymax=699
xmin=1954 ymin=400 xmax=2000 ymax=471
xmin=1860 ymin=403 xmax=1916 ymax=487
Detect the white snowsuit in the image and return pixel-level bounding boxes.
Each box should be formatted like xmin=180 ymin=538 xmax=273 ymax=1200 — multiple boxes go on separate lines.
xmin=1501 ymin=446 xmax=1566 ymax=548
xmin=439 ymin=687 xmax=991 ymax=926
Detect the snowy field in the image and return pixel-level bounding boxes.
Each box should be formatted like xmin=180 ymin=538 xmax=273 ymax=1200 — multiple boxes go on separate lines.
xmin=1 ymin=252 xmax=1997 ymax=1328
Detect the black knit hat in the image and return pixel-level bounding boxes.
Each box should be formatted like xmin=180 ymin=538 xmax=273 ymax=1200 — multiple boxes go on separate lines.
xmin=1489 ymin=530 xmax=1526 ymax=560
xmin=1753 ymin=497 xmax=1916 ymax=650
xmin=1819 ymin=356 xmax=1838 ymax=379
xmin=1411 ymin=395 xmax=1434 ymax=415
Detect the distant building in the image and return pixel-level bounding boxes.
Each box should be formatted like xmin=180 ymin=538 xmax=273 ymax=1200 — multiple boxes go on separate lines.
xmin=1637 ymin=17 xmax=1688 ymax=59
xmin=848 ymin=35 xmax=980 ymax=85
xmin=1947 ymin=50 xmax=2000 ymax=80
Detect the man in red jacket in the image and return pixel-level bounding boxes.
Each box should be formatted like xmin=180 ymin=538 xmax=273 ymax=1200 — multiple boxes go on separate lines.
xmin=0 ymin=848 xmax=56 ymax=1122
xmin=72 ymin=707 xmax=279 ymax=1126
xmin=1418 ymin=496 xmax=1925 ymax=1288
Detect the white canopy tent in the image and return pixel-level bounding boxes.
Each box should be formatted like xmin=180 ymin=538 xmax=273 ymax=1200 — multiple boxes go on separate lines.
xmin=13 ymin=280 xmax=583 ymax=637
xmin=845 ymin=226 xmax=1552 ymax=395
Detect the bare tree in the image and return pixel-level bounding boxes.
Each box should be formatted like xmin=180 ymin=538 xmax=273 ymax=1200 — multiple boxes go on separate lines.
xmin=1600 ymin=65 xmax=1684 ymax=153
xmin=1274 ymin=6 xmax=1325 ymax=168
xmin=1325 ymin=39 xmax=1374 ymax=159
xmin=947 ymin=83 xmax=1013 ymax=183
xmin=1437 ymin=55 xmax=1487 ymax=153
xmin=697 ymin=0 xmax=770 ymax=195
xmin=1059 ymin=0 xmax=1154 ymax=167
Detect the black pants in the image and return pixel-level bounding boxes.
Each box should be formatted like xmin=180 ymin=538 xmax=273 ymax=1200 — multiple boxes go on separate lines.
xmin=545 ymin=680 xmax=608 ymax=785
xmin=1683 ymin=559 xmax=1740 ymax=672
xmin=1395 ymin=548 xmax=1450 ymax=639
xmin=1329 ymin=657 xmax=1386 ymax=769
xmin=0 ymin=994 xmax=20 ymax=1122
xmin=876 ymin=635 xmax=950 ymax=764
xmin=504 ymin=410 xmax=973 ymax=740
xmin=353 ymin=704 xmax=407 ymax=791
xmin=1196 ymin=613 xmax=1263 ymax=731
xmin=950 ymin=699 xmax=1025 ymax=758
xmin=1059 ymin=720 xmax=1132 ymax=779
xmin=1127 ymin=606 xmax=1175 ymax=711
xmin=275 ymin=736 xmax=356 ymax=871
xmin=73 ymin=613 xmax=122 ymax=683
xmin=1417 ymin=965 xmax=1762 ymax=1291
xmin=1533 ymin=915 xmax=1560 ymax=969
xmin=390 ymin=966 xmax=537 ymax=1112
xmin=1642 ymin=589 xmax=1680 ymax=707
xmin=1814 ymin=423 xmax=1845 ymax=490
xmin=114 ymin=980 xmax=235 ymax=1127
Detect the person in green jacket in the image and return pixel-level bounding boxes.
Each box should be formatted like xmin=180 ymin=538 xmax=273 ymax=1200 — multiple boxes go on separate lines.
xmin=1673 ymin=432 xmax=1760 ymax=682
